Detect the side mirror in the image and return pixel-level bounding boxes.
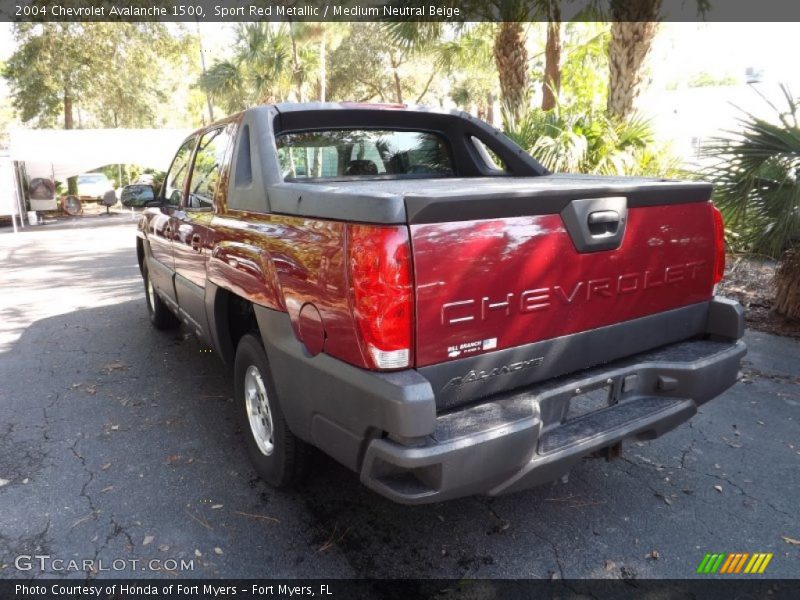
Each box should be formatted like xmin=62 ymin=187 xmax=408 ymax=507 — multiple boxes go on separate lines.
xmin=121 ymin=184 xmax=157 ymax=207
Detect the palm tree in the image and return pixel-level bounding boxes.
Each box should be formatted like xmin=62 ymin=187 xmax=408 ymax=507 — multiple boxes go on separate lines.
xmin=704 ymin=86 xmax=800 ymax=319
xmin=505 ymin=99 xmax=676 ymax=177
xmin=606 ymin=0 xmax=662 ymax=121
xmin=605 ymin=0 xmax=711 ymax=121
xmin=541 ymin=0 xmax=561 ymax=111
xmin=388 ymin=3 xmax=540 ymax=121
xmin=494 ymin=21 xmax=530 ymax=122
xmin=198 ymin=23 xmax=292 ymax=114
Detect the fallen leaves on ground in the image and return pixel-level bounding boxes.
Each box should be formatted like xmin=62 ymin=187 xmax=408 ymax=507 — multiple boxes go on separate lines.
xmin=71 ymin=510 xmax=100 ymax=529
xmin=185 ymin=507 xmax=213 ymax=530
xmin=103 ymin=360 xmax=127 ymax=373
xmin=232 ymin=510 xmax=279 ymax=523
xmin=714 ymin=485 xmax=723 ymax=493
xmin=654 ymin=492 xmax=672 ymax=506
xmin=214 ymin=547 xmax=223 ymax=555
xmin=142 ymin=535 xmax=154 ymax=546
xmin=318 ymin=525 xmax=349 ymax=552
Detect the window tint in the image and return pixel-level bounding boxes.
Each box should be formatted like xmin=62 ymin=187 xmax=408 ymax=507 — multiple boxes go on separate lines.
xmin=163 ymin=137 xmax=196 ymax=207
xmin=276 ymin=130 xmax=453 ymax=180
xmin=187 ymin=127 xmax=232 ymax=210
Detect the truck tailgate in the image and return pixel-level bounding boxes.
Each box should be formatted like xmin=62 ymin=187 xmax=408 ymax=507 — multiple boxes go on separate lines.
xmin=407 ymin=178 xmax=719 ymax=369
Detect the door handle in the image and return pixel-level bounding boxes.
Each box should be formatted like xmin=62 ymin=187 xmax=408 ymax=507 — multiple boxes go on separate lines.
xmin=191 ymin=233 xmax=202 ymax=253
xmin=587 ymin=210 xmax=620 ymax=236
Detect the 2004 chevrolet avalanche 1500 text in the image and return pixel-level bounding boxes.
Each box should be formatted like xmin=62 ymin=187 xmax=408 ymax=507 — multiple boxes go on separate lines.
xmin=136 ymin=103 xmax=745 ymax=504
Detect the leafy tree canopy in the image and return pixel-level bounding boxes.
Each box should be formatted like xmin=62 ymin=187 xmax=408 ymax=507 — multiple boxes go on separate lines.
xmin=3 ymin=23 xmax=194 ymax=129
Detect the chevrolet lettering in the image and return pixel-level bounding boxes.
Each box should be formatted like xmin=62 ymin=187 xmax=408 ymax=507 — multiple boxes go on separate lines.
xmin=441 ymin=261 xmax=707 ymax=325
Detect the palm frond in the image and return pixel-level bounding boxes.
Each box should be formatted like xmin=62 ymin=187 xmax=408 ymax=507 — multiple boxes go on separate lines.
xmin=704 ymin=86 xmax=800 ymax=256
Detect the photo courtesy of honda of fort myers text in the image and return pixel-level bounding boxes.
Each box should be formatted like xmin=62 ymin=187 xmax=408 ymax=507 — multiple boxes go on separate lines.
xmin=13 ymin=583 xmax=339 ymax=598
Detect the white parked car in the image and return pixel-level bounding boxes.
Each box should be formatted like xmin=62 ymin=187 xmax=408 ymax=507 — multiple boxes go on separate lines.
xmin=77 ymin=173 xmax=114 ymax=201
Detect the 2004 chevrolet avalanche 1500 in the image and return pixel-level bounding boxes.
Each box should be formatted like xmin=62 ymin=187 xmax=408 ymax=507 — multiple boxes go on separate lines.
xmin=136 ymin=103 xmax=745 ymax=504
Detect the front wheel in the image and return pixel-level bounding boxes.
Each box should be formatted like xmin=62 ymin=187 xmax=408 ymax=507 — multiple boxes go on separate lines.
xmin=234 ymin=334 xmax=308 ymax=487
xmin=142 ymin=262 xmax=179 ymax=330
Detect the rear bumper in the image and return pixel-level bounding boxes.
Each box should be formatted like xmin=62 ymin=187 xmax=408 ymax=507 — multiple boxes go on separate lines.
xmin=255 ymin=297 xmax=745 ymax=504
xmin=360 ymin=337 xmax=745 ymax=504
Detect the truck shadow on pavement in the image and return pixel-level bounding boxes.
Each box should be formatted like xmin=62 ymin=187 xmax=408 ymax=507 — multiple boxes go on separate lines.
xmin=1 ymin=298 xmax=798 ymax=579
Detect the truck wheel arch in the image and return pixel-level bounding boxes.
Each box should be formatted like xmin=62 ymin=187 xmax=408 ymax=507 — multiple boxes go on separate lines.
xmin=207 ymin=283 xmax=260 ymax=368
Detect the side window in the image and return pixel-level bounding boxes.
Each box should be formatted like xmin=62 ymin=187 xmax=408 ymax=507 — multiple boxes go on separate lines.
xmin=187 ymin=126 xmax=232 ymax=210
xmin=163 ymin=137 xmax=196 ymax=206
xmin=470 ymin=136 xmax=508 ymax=172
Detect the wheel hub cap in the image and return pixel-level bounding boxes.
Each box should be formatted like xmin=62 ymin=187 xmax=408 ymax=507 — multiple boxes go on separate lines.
xmin=244 ymin=365 xmax=274 ymax=456
xmin=146 ymin=278 xmax=155 ymax=309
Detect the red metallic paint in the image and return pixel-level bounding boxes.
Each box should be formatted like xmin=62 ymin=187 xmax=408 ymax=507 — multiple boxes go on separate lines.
xmin=205 ymin=212 xmax=368 ymax=368
xmin=141 ymin=154 xmax=720 ymax=373
xmin=410 ymin=202 xmax=719 ymax=367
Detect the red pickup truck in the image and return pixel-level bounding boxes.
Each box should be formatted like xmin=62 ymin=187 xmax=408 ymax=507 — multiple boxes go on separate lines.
xmin=136 ymin=103 xmax=745 ymax=504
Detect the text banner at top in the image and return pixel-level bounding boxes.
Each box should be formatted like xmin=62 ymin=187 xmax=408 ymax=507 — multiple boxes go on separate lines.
xmin=2 ymin=0 xmax=800 ymax=23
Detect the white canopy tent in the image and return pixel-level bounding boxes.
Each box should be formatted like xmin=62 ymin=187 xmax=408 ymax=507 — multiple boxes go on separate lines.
xmin=9 ymin=128 xmax=194 ymax=182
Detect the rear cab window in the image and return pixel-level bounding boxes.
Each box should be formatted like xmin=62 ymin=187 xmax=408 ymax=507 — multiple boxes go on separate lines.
xmin=276 ymin=130 xmax=454 ymax=180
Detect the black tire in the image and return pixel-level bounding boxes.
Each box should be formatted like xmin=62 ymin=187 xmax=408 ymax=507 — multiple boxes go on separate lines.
xmin=142 ymin=262 xmax=179 ymax=330
xmin=234 ymin=333 xmax=308 ymax=487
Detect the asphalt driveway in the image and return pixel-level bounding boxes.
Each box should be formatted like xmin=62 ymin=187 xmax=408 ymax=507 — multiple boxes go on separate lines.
xmin=1 ymin=218 xmax=798 ymax=580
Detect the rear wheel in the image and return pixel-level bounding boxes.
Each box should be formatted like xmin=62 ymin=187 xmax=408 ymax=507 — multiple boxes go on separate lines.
xmin=142 ymin=262 xmax=179 ymax=330
xmin=234 ymin=333 xmax=308 ymax=487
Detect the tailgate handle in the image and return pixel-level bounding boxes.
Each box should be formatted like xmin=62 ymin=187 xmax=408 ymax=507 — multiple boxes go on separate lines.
xmin=587 ymin=210 xmax=620 ymax=236
xmin=560 ymin=196 xmax=627 ymax=253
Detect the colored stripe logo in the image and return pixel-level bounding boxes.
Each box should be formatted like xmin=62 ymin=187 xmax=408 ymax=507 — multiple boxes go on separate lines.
xmin=696 ymin=552 xmax=773 ymax=574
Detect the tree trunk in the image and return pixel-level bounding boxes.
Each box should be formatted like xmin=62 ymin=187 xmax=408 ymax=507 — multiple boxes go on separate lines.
xmin=494 ymin=21 xmax=529 ymax=124
xmin=390 ymin=53 xmax=403 ymax=104
xmin=775 ymin=247 xmax=800 ymax=319
xmin=542 ymin=21 xmax=561 ymax=111
xmin=319 ymin=35 xmax=326 ymax=102
xmin=64 ymin=89 xmax=78 ymax=196
xmin=288 ymin=21 xmax=305 ymax=102
xmin=415 ymin=68 xmax=437 ymax=104
xmin=607 ymin=0 xmax=662 ymax=121
xmin=542 ymin=1 xmax=561 ymax=111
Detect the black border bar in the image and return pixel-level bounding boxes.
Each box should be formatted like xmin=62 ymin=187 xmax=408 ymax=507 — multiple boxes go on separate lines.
xmin=2 ymin=579 xmax=799 ymax=600
xmin=2 ymin=0 xmax=800 ymax=23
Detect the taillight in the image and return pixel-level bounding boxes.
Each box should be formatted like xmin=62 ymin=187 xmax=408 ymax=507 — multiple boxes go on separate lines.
xmin=711 ymin=204 xmax=726 ymax=285
xmin=347 ymin=224 xmax=413 ymax=370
